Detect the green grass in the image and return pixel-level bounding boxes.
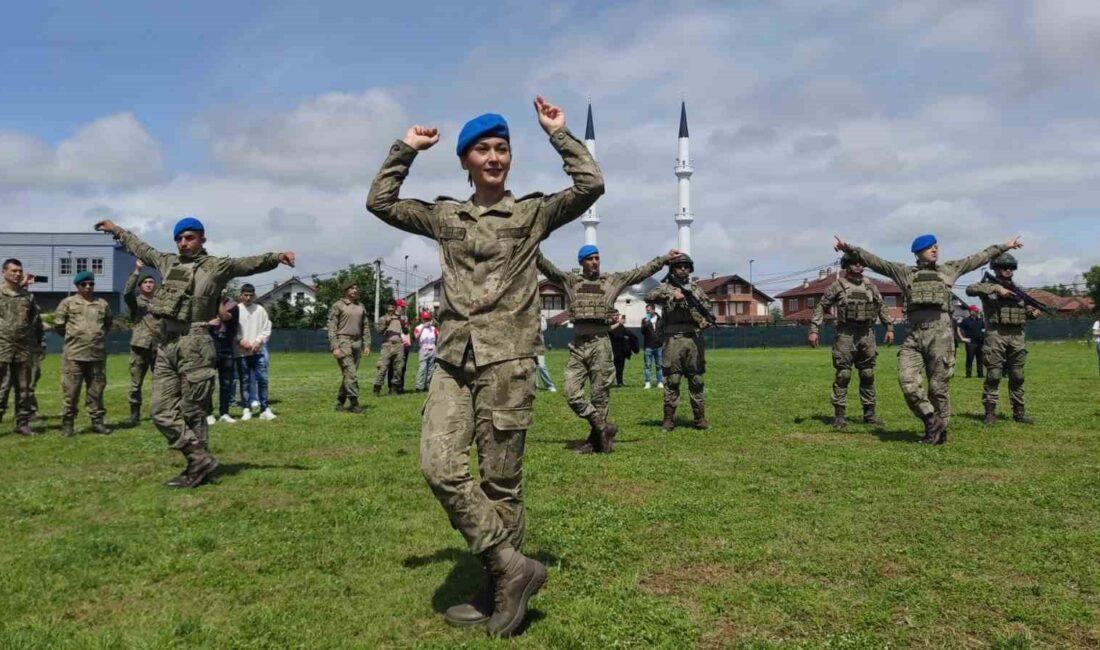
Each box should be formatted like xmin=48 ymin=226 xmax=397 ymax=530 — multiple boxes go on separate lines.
xmin=2 ymin=342 xmax=1099 ymax=649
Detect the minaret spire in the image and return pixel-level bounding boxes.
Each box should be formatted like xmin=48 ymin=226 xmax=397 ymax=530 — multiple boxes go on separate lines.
xmin=674 ymin=101 xmax=694 ymax=254
xmin=581 ymin=99 xmax=599 ymax=246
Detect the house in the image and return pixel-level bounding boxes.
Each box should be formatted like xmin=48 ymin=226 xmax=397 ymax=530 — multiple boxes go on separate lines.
xmin=0 ymin=232 xmax=141 ymax=312
xmin=776 ymin=268 xmax=904 ymax=325
xmin=409 ymin=277 xmax=443 ymax=315
xmin=256 ymin=277 xmax=318 ymax=313
xmin=696 ymin=274 xmax=774 ymax=326
xmin=539 ymin=274 xmax=653 ymax=327
xmin=1025 ymin=289 xmax=1095 ymax=316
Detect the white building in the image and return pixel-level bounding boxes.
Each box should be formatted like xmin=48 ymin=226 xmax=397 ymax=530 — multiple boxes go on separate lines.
xmin=256 ymin=277 xmax=317 ymax=313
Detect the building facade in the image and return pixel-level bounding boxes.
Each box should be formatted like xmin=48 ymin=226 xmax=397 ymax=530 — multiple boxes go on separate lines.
xmin=697 ymin=274 xmax=774 ymax=325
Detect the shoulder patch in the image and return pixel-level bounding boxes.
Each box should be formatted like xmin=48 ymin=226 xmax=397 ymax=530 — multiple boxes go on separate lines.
xmin=517 ymin=192 xmax=545 ymax=201
xmin=435 ymin=195 xmax=462 ymax=203
xmin=440 ymin=226 xmax=467 ymax=241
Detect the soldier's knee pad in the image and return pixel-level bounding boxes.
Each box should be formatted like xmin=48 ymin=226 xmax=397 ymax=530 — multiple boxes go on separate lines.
xmin=985 ymin=368 xmax=1003 ymax=383
xmin=859 ymin=367 xmax=875 ymax=382
xmin=1008 ymin=369 xmax=1025 ymax=385
xmin=835 ymin=368 xmax=852 ymax=385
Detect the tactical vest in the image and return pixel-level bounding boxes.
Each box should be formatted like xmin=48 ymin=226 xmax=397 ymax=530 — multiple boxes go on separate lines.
xmin=840 ymin=283 xmax=875 ymax=323
xmin=907 ymin=269 xmax=950 ymax=312
xmin=988 ymin=298 xmax=1027 ymax=326
xmin=572 ymin=279 xmax=608 ymax=321
xmin=151 ymin=259 xmax=202 ymax=321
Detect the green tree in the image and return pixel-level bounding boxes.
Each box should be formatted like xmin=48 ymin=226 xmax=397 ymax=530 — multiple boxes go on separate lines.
xmin=1084 ymin=265 xmax=1100 ymax=313
xmin=269 ymin=295 xmax=307 ymax=329
xmin=770 ymin=305 xmax=784 ymax=325
xmin=1039 ymin=284 xmax=1073 ymax=297
xmin=306 ymin=264 xmax=394 ymax=330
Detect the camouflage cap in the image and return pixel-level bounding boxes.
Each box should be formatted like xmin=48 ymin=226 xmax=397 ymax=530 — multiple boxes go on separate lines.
xmin=670 ymin=253 xmax=694 ymax=270
xmin=991 ymin=252 xmax=1018 ymax=270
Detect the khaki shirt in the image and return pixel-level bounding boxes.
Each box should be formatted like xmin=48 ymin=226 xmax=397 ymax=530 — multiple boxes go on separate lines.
xmin=110 ymin=228 xmax=280 ymax=325
xmin=378 ymin=310 xmax=405 ymax=342
xmin=537 ymin=252 xmax=669 ymax=335
xmin=124 ymin=270 xmax=162 ymax=349
xmin=645 ymin=280 xmax=712 ymax=334
xmin=0 ymin=285 xmax=42 ymax=363
xmin=327 ymin=298 xmax=368 ymax=348
xmin=366 ymin=127 xmax=604 ymax=367
xmin=55 ymin=295 xmax=112 ymax=361
xmin=809 ymin=275 xmax=894 ymax=335
xmin=850 ymin=244 xmax=1009 ymax=326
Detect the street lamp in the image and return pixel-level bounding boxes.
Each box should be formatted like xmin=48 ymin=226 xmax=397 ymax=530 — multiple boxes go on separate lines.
xmin=403 ymin=255 xmax=409 ymax=315
xmin=412 ymin=264 xmax=418 ymax=313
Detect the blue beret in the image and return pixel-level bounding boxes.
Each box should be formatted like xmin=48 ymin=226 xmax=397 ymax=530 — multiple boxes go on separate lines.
xmin=911 ymin=234 xmax=937 ymax=253
xmin=577 ymin=244 xmax=599 ymax=263
xmin=73 ymin=270 xmax=95 ymax=285
xmin=173 ymin=216 xmax=205 ymax=239
xmin=456 ymin=113 xmax=509 ymax=156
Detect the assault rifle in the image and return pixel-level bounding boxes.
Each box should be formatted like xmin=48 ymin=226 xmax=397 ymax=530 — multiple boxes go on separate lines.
xmin=664 ymin=272 xmax=718 ymax=326
xmin=981 ymin=272 xmax=1056 ymax=316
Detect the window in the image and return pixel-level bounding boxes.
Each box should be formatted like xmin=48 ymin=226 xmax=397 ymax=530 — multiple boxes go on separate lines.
xmin=717 ymin=302 xmax=726 ymax=316
xmin=807 ymin=297 xmax=816 ymax=308
xmin=542 ymin=295 xmax=564 ymax=311
xmin=884 ymin=296 xmax=897 ymax=307
xmin=59 ymin=258 xmax=72 ymax=275
xmin=735 ymin=302 xmax=746 ymax=315
xmin=91 ymin=258 xmax=104 ymax=275
xmin=733 ymin=283 xmax=744 ymax=294
xmin=787 ymin=298 xmax=798 ymax=312
xmin=296 ymin=291 xmax=305 ymax=303
xmin=718 ymin=284 xmax=728 ymax=295
xmin=76 ymin=258 xmax=88 ymax=273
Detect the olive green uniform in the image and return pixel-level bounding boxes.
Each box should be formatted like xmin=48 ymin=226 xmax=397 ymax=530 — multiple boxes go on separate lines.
xmin=328 ymin=298 xmax=369 ymax=404
xmin=645 ymin=279 xmax=712 ymax=421
xmin=537 ymin=252 xmax=669 ymax=443
xmin=965 ymin=281 xmax=1037 ymax=412
xmin=54 ymin=295 xmax=112 ymax=425
xmin=810 ymin=275 xmax=894 ymax=411
xmin=109 ymin=227 xmax=280 ymax=458
xmin=124 ymin=270 xmax=162 ymax=411
xmin=849 ymin=244 xmax=1010 ymax=425
xmin=367 ymin=126 xmax=603 ymax=554
xmin=374 ymin=309 xmax=406 ymax=392
xmin=0 ymin=285 xmax=43 ymax=430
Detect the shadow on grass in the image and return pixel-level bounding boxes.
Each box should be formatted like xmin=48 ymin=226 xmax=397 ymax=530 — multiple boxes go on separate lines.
xmin=212 ymin=462 xmax=312 ymax=479
xmin=872 ymin=429 xmax=923 ymax=443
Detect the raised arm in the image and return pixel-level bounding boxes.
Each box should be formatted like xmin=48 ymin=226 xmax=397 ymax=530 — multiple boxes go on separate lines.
xmin=535 ymin=251 xmax=574 ymax=288
xmin=531 ymin=97 xmax=605 ymax=233
xmin=123 ymin=267 xmax=140 ymax=316
xmin=95 ymin=221 xmax=172 ymax=275
xmin=645 ymin=283 xmax=676 ymax=304
xmin=217 ymin=252 xmax=287 ymax=279
xmin=366 ymin=126 xmax=439 ymax=239
xmin=946 ymin=237 xmax=1020 ymax=280
xmin=613 ymin=251 xmax=678 ymax=293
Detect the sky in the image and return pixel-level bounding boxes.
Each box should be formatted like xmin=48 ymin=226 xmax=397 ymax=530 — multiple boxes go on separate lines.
xmin=2 ymin=0 xmax=1099 ymax=297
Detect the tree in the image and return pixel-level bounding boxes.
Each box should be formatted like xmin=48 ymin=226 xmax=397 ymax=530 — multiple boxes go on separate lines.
xmin=305 ymin=264 xmax=394 ymax=330
xmin=1085 ymin=265 xmax=1100 ymax=313
xmin=770 ymin=305 xmax=784 ymax=325
xmin=269 ymin=295 xmax=307 ymax=329
xmin=1039 ymin=283 xmax=1073 ymax=297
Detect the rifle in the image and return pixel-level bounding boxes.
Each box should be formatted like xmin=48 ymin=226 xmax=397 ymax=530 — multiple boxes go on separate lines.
xmin=981 ymin=272 xmax=1056 ymax=316
xmin=663 ymin=272 xmax=718 ymax=326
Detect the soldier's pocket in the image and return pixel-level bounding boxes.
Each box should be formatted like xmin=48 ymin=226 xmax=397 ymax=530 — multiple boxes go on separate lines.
xmin=492 ymin=407 xmax=533 ymax=432
xmin=179 ymin=335 xmax=217 ymax=383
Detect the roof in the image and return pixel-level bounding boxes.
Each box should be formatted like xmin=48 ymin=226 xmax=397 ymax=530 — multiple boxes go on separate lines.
xmin=0 ymin=232 xmax=121 ymax=247
xmin=256 ymin=276 xmax=316 ymax=303
xmin=1026 ymin=289 xmax=1095 ymax=312
xmin=696 ymin=274 xmax=774 ymax=302
xmin=775 ymin=271 xmax=901 ymax=298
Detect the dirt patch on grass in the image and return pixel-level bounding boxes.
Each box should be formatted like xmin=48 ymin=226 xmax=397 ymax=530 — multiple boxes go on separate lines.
xmin=561 ymin=476 xmax=661 ymax=506
xmin=782 ymin=432 xmax=857 ymax=444
xmin=296 ymin=444 xmax=378 ymax=462
xmin=639 ymin=561 xmax=742 ymax=598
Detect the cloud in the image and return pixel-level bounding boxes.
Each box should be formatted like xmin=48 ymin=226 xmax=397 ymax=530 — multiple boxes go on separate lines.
xmin=709 ymin=124 xmax=777 ymax=150
xmin=1033 ymin=0 xmax=1100 ymax=73
xmin=266 ymin=207 xmax=319 ymax=233
xmin=0 ymin=113 xmax=164 ymax=190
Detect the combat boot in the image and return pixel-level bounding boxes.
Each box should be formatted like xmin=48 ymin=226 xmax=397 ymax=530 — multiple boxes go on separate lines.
xmin=599 ymin=422 xmax=618 ymax=453
xmin=982 ymin=404 xmax=997 ymax=425
xmin=832 ymin=406 xmax=847 ymax=430
xmin=1012 ymin=407 xmax=1034 ymax=425
xmin=918 ymin=412 xmax=946 ymax=444
xmin=692 ymin=404 xmax=709 ymax=431
xmin=60 ymin=418 xmax=75 ymax=438
xmin=334 ymin=401 xmax=346 ymax=412
xmin=179 ymin=442 xmax=218 ymax=488
xmin=14 ymin=422 xmax=34 ymax=437
xmin=661 ymin=404 xmax=676 ymax=432
xmin=347 ymin=398 xmax=363 ymax=414
xmin=444 ymin=561 xmax=494 ymax=627
xmin=862 ymin=408 xmax=883 ymax=426
xmin=90 ymin=419 xmax=112 ymax=435
xmin=128 ymin=404 xmax=141 ymax=425
xmin=483 ymin=542 xmax=547 ymax=638
xmin=373 ymin=384 xmax=382 ymax=397
xmin=572 ymin=422 xmax=600 ymax=455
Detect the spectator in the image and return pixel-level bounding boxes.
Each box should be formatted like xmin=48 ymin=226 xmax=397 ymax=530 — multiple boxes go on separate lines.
xmin=1093 ymin=318 xmax=1100 ymax=376
xmin=641 ymin=302 xmax=664 ymax=389
xmin=957 ymin=305 xmax=986 ymax=378
xmin=609 ymin=312 xmax=639 ymax=387
xmin=536 ymin=312 xmax=557 ymax=392
xmin=208 ymin=294 xmax=240 ymax=424
xmin=413 ymin=311 xmax=439 ymax=391
xmin=235 ymin=284 xmax=275 ymax=421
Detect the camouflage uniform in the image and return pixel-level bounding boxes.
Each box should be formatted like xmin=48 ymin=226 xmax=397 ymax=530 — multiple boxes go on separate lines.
xmin=646 ymin=276 xmax=712 ymax=430
xmin=810 ymin=273 xmax=893 ymax=423
xmin=108 ymin=226 xmax=281 ymax=485
xmin=966 ymin=275 xmax=1037 ymax=421
xmin=374 ymin=308 xmax=406 ymax=394
xmin=328 ymin=297 xmax=369 ymax=407
xmin=537 ymin=251 xmax=670 ymax=452
xmin=0 ymin=284 xmax=42 ymax=433
xmin=849 ymin=243 xmax=1010 ymax=440
xmin=54 ymin=294 xmax=113 ymax=432
xmin=367 ymin=126 xmax=603 ymax=555
xmin=124 ymin=270 xmax=162 ymax=419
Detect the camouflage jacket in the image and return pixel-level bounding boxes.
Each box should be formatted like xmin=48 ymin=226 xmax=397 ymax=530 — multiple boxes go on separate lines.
xmin=0 ymin=285 xmax=43 ymax=363
xmin=55 ymin=295 xmax=112 ymax=361
xmin=645 ymin=279 xmax=712 ymax=334
xmin=536 ymin=252 xmax=670 ymax=335
xmin=810 ymin=274 xmax=894 ymax=335
xmin=366 ymin=127 xmax=604 ymax=366
xmin=327 ymin=298 xmax=369 ymax=348
xmin=124 ymin=270 xmax=162 ymax=349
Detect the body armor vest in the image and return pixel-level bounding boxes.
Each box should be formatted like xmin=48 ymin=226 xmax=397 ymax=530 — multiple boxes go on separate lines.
xmin=839 ymin=282 xmax=875 ymax=323
xmin=572 ymin=279 xmax=608 ymax=321
xmin=908 ymin=269 xmax=950 ymax=312
xmin=988 ymin=298 xmax=1027 ymax=326
xmin=152 ymin=259 xmax=202 ymax=321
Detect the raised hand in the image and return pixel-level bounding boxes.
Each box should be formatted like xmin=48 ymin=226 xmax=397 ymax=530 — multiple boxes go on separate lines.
xmin=94 ymin=219 xmax=117 ymax=233
xmin=135 ymin=260 xmax=145 ymax=271
xmin=402 ymin=125 xmax=440 ymax=151
xmin=533 ymin=96 xmax=565 ymax=135
xmin=1005 ymin=235 xmax=1023 ymax=250
xmin=278 ymin=252 xmax=296 ymax=267
xmin=833 ymin=235 xmax=851 ymax=253
xmin=666 ymin=249 xmax=683 ymax=262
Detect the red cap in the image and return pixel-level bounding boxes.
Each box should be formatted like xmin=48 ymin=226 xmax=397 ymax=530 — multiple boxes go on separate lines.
xmin=395 ymin=298 xmax=407 ymax=308
xmin=420 ymin=311 xmax=431 ymax=321
xmin=968 ymin=305 xmax=980 ymax=312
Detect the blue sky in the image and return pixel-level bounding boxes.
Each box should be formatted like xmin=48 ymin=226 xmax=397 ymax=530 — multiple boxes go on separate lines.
xmin=2 ymin=0 xmax=1099 ymax=295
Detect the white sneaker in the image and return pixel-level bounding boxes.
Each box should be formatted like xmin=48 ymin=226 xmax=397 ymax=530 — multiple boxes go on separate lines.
xmin=241 ymin=409 xmax=252 ymax=421
xmin=250 ymin=400 xmax=260 ymax=410
xmin=548 ymin=386 xmax=557 ymax=393
xmin=644 ymin=382 xmax=651 ymax=389
xmin=658 ymin=382 xmax=664 ymax=389
xmin=259 ymin=408 xmax=277 ymax=421
xmin=218 ymin=414 xmax=237 ymax=424
xmin=206 ymin=414 xmax=216 ymax=426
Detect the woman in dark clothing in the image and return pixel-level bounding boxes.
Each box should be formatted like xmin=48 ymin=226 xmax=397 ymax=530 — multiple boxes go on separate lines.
xmin=609 ymin=313 xmax=639 ymax=386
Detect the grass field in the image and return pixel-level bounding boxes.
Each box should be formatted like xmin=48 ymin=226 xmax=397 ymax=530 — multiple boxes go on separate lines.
xmin=2 ymin=341 xmax=1099 ymax=649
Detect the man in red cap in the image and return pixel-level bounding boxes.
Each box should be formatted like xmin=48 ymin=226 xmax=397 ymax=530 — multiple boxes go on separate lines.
xmin=957 ymin=304 xmax=986 ymax=379
xmin=413 ymin=310 xmax=439 ymax=391
xmin=374 ymin=298 xmax=408 ymax=395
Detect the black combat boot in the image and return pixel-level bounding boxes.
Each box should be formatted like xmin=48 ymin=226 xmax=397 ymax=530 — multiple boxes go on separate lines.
xmin=483 ymin=542 xmax=547 ymax=638
xmin=918 ymin=412 xmax=945 ymax=444
xmin=599 ymin=421 xmax=618 ymax=453
xmin=983 ymin=404 xmax=997 ymax=425
xmin=347 ymin=398 xmax=363 ymax=414
xmin=165 ymin=442 xmax=219 ymax=488
xmin=862 ymin=407 xmax=883 ymax=426
xmin=444 ymin=561 xmax=494 ymax=627
xmin=1012 ymin=406 xmax=1034 ymax=425
xmin=832 ymin=405 xmax=847 ymax=430
xmin=129 ymin=404 xmax=141 ymax=425
xmin=661 ymin=405 xmax=676 ymax=432
xmin=572 ymin=421 xmax=600 ymax=455
xmin=692 ymin=403 xmax=709 ymax=430
xmin=90 ymin=419 xmax=112 ymax=435
xmin=60 ymin=418 xmax=75 ymax=438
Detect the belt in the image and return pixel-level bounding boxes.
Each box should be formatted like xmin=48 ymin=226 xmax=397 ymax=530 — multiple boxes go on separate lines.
xmin=163 ymin=322 xmax=209 ymax=341
xmin=665 ymin=330 xmax=699 ymax=338
xmin=837 ymin=322 xmax=873 ymax=331
xmin=336 ymin=333 xmax=363 ymax=340
xmin=573 ymin=332 xmax=608 ymax=344
xmin=988 ymin=324 xmax=1024 ymax=333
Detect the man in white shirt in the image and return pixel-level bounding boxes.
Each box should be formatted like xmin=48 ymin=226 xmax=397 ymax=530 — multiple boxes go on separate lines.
xmin=1093 ymin=318 xmax=1100 ymax=376
xmin=235 ymin=284 xmax=275 ymax=421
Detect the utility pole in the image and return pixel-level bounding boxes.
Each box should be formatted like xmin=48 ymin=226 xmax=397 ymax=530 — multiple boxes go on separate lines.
xmin=749 ymin=259 xmax=755 ymax=324
xmin=374 ymin=259 xmax=382 ymax=325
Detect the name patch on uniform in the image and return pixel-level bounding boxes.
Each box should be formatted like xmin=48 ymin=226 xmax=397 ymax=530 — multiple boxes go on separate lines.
xmin=440 ymin=227 xmax=466 ymax=240
xmin=578 ymin=284 xmax=603 ymax=294
xmin=497 ymin=227 xmax=529 ymax=239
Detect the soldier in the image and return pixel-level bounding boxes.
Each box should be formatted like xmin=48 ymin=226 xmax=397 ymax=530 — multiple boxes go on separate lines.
xmin=536 ymin=246 xmax=680 ymax=453
xmin=808 ymin=253 xmax=895 ymax=429
xmin=124 ymin=260 xmax=161 ymax=424
xmin=328 ymin=280 xmax=370 ymax=412
xmin=366 ymin=97 xmax=603 ymax=637
xmin=94 ymin=216 xmax=295 ymax=488
xmin=645 ymin=254 xmax=713 ymax=432
xmin=0 ymin=259 xmax=42 ymax=436
xmin=966 ymin=253 xmax=1040 ymax=425
xmin=54 ymin=270 xmax=113 ymax=436
xmin=834 ymin=233 xmax=1022 ymax=444
xmin=373 ymin=299 xmax=407 ymax=395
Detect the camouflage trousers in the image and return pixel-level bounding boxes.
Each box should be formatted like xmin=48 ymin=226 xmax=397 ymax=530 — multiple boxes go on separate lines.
xmin=831 ymin=326 xmax=878 ymax=409
xmin=897 ymin=321 xmax=955 ymax=421
xmin=662 ymin=332 xmax=705 ymax=412
xmin=0 ymin=359 xmax=34 ymax=426
xmin=2 ymin=354 xmax=41 ymax=418
xmin=333 ymin=335 xmax=363 ymax=402
xmin=420 ymin=350 xmax=535 ymax=555
xmin=61 ymin=358 xmax=107 ymax=421
xmin=374 ymin=339 xmax=404 ymax=390
xmin=564 ymin=334 xmax=614 ymax=428
xmin=129 ymin=345 xmax=157 ymax=407
xmin=982 ymin=328 xmax=1027 ymax=409
xmin=152 ymin=329 xmax=215 ymax=449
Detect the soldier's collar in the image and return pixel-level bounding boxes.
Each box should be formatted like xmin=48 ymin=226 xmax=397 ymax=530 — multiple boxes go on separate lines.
xmin=460 ymin=191 xmax=516 ymax=217
xmin=1 ymin=284 xmax=24 ymax=296
xmin=179 ymin=248 xmax=210 ymax=263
